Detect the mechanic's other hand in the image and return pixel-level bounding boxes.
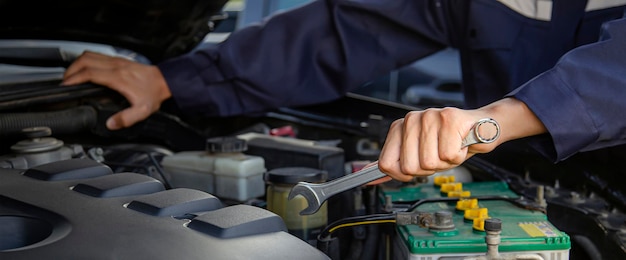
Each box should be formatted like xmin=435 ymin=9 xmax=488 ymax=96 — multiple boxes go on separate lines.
xmin=62 ymin=51 xmax=172 ymax=130
xmin=377 ymin=107 xmax=498 ymax=182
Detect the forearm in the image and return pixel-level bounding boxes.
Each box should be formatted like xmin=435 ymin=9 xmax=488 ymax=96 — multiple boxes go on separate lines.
xmin=160 ymin=0 xmax=460 ymax=117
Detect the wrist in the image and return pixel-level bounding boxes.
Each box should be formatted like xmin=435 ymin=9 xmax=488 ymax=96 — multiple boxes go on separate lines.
xmin=153 ymin=66 xmax=172 ymax=102
xmin=478 ymin=98 xmax=547 ymax=146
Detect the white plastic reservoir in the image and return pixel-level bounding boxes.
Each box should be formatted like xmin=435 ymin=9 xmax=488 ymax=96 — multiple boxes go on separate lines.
xmin=161 ymin=137 xmax=266 ymax=201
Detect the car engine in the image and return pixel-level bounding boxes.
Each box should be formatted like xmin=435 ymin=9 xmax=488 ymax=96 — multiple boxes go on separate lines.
xmin=1 ymin=80 xmax=625 ymax=259
xmin=1 ymin=0 xmax=625 ymax=258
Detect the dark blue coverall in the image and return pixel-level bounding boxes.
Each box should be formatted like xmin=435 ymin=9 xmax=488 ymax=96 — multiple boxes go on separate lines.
xmin=511 ymin=16 xmax=626 ymax=162
xmin=157 ymin=0 xmax=626 ymax=161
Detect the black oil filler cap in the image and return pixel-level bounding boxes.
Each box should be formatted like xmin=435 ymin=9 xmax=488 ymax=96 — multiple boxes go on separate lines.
xmin=206 ymin=136 xmax=247 ymax=153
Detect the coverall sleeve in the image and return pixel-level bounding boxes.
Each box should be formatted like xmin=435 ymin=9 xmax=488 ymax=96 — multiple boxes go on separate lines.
xmin=157 ymin=0 xmax=464 ymax=117
xmin=509 ymin=18 xmax=626 ymax=162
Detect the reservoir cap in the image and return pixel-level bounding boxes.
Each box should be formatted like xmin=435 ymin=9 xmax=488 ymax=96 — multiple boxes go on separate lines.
xmin=264 ymin=167 xmax=328 ymax=184
xmin=206 ymin=136 xmax=247 ymax=153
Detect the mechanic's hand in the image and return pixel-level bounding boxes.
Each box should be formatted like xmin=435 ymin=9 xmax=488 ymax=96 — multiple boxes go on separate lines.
xmin=377 ymin=107 xmax=496 ymax=182
xmin=62 ymin=51 xmax=172 ymax=130
xmin=377 ymin=98 xmax=547 ymax=182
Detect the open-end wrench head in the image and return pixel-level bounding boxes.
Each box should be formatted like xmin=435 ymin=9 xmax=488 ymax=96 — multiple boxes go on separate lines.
xmin=288 ymin=183 xmax=322 ymax=215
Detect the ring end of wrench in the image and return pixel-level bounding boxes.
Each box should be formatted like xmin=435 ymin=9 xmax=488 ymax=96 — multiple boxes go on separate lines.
xmin=462 ymin=118 xmax=500 ymax=147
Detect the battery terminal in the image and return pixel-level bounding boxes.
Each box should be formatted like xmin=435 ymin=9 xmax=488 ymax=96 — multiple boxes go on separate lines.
xmin=395 ymin=211 xmax=434 ymax=228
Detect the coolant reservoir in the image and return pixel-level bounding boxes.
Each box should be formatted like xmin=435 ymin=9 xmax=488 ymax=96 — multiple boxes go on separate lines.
xmin=209 ymin=137 xmax=266 ymax=201
xmin=161 ymin=150 xmax=216 ymax=193
xmin=265 ymin=167 xmax=328 ymax=245
xmin=161 ymin=137 xmax=266 ymax=201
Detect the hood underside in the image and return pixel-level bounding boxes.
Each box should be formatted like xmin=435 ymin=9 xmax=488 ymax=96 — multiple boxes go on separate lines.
xmin=0 ymin=0 xmax=228 ymax=63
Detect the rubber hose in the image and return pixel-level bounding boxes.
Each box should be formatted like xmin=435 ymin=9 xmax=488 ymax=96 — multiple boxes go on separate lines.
xmin=0 ymin=106 xmax=98 ymax=136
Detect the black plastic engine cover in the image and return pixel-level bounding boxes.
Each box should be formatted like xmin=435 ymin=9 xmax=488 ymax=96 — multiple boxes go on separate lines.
xmin=0 ymin=158 xmax=329 ymax=259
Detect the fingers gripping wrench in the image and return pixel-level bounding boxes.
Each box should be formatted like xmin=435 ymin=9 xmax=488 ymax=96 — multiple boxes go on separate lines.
xmin=288 ymin=118 xmax=500 ymax=215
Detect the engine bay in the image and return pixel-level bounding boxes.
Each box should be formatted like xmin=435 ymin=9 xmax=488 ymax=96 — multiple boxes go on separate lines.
xmin=1 ymin=80 xmax=625 ymax=259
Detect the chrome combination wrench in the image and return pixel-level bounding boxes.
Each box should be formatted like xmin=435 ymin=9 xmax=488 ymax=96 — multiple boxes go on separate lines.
xmin=288 ymin=118 xmax=500 ymax=215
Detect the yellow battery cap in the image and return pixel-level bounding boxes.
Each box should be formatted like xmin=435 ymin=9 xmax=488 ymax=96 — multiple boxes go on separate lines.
xmin=464 ymin=207 xmax=489 ymax=221
xmin=473 ymin=217 xmax=491 ymax=231
xmin=440 ymin=182 xmax=463 ymax=193
xmin=448 ymin=190 xmax=471 ymax=198
xmin=433 ymin=175 xmax=456 ymax=186
xmin=456 ymin=198 xmax=478 ymax=211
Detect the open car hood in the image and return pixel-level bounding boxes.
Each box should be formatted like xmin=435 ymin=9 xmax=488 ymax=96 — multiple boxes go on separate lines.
xmin=0 ymin=0 xmax=228 ymax=62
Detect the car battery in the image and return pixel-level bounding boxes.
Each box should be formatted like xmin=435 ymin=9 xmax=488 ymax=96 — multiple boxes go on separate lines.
xmin=380 ymin=180 xmax=571 ymax=260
